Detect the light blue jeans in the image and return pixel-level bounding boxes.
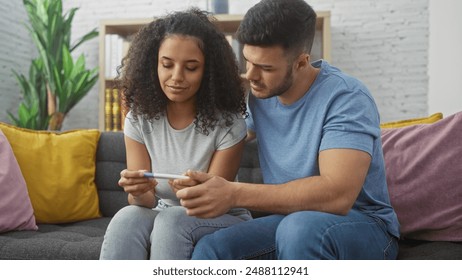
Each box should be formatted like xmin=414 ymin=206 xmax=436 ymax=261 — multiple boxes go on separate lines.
xmin=99 ymin=203 xmax=251 ymax=260
xmin=192 ymin=209 xmax=399 ymax=260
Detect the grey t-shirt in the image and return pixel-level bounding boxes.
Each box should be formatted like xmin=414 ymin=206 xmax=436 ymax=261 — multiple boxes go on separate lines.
xmin=124 ymin=111 xmax=246 ymax=206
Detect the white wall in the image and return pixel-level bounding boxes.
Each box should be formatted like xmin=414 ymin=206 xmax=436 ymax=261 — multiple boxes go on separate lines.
xmin=428 ymin=0 xmax=462 ymax=118
xmin=62 ymin=0 xmax=430 ymax=128
xmin=312 ymin=0 xmax=429 ymax=122
xmin=0 ymin=1 xmax=34 ymax=123
xmin=0 ymin=0 xmax=437 ymax=129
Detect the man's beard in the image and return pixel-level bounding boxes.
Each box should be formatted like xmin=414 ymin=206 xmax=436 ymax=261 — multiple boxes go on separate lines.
xmin=251 ymin=66 xmax=293 ymax=99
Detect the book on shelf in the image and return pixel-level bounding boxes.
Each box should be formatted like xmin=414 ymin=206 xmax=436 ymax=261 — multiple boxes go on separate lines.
xmin=105 ymin=34 xmax=130 ymax=79
xmin=120 ymin=92 xmax=128 ymax=131
xmin=104 ymin=87 xmax=128 ymax=131
xmin=112 ymin=88 xmax=121 ymax=131
xmin=104 ymin=88 xmax=113 ymax=131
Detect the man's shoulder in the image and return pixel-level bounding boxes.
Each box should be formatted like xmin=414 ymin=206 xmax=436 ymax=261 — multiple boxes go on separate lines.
xmin=315 ymin=60 xmax=370 ymax=96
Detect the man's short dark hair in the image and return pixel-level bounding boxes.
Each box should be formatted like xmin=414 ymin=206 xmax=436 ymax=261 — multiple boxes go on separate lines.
xmin=236 ymin=0 xmax=317 ymax=56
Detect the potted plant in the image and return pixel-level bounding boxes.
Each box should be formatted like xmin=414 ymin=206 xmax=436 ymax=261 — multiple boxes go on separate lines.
xmin=8 ymin=58 xmax=49 ymax=130
xmin=8 ymin=0 xmax=98 ymax=130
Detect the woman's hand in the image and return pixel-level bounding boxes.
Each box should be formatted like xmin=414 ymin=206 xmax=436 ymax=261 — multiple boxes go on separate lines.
xmin=119 ymin=169 xmax=157 ymax=205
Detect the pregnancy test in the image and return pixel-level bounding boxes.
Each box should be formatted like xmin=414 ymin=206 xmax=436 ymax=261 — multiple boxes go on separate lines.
xmin=143 ymin=172 xmax=189 ymax=180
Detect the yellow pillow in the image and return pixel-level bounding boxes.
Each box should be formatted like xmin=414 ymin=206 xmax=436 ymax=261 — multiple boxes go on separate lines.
xmin=0 ymin=122 xmax=101 ymax=223
xmin=380 ymin=112 xmax=443 ymax=129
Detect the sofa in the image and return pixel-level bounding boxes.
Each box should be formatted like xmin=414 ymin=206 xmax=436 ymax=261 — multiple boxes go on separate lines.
xmin=1 ymin=111 xmax=462 ymax=259
xmin=0 ymin=132 xmax=127 ymax=260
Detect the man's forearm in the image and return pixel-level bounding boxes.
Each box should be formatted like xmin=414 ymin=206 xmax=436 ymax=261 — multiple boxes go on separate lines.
xmin=231 ymin=176 xmax=355 ymax=215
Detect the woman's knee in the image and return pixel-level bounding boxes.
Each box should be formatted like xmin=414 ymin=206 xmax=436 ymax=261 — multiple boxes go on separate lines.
xmin=151 ymin=207 xmax=192 ymax=240
xmin=154 ymin=207 xmax=189 ymax=228
xmin=110 ymin=205 xmax=139 ymax=225
xmin=108 ymin=205 xmax=157 ymax=232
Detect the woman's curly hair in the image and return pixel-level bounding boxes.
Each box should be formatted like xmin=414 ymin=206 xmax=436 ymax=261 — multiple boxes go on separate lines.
xmin=116 ymin=8 xmax=247 ymax=135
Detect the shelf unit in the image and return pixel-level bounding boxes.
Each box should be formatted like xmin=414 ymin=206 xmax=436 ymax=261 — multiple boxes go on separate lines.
xmin=98 ymin=12 xmax=331 ymax=131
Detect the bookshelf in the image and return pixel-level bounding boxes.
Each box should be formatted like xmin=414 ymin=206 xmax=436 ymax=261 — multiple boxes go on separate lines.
xmin=98 ymin=12 xmax=331 ymax=131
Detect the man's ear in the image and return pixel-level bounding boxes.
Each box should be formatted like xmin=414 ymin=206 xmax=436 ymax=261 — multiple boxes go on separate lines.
xmin=295 ymin=53 xmax=310 ymax=70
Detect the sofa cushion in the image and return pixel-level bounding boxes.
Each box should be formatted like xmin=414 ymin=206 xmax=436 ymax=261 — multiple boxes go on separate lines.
xmin=0 ymin=218 xmax=111 ymax=260
xmin=381 ymin=112 xmax=462 ymax=241
xmin=380 ymin=112 xmax=443 ymax=129
xmin=0 ymin=130 xmax=37 ymax=233
xmin=95 ymin=132 xmax=129 ymax=217
xmin=0 ymin=122 xmax=101 ymax=224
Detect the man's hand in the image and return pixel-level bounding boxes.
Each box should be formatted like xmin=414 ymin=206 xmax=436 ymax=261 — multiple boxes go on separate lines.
xmin=169 ymin=174 xmax=199 ymax=194
xmin=174 ymin=171 xmax=235 ymax=218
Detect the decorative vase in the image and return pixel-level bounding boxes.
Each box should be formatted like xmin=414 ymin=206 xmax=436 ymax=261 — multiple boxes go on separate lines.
xmin=211 ymin=0 xmax=229 ymax=14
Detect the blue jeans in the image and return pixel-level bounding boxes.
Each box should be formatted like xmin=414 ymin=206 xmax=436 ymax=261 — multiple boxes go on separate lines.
xmin=191 ymin=209 xmax=399 ymax=260
xmin=100 ymin=204 xmax=251 ymax=259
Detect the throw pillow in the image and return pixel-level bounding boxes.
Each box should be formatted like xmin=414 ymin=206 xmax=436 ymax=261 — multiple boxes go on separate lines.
xmin=381 ymin=111 xmax=462 ymax=241
xmin=380 ymin=112 xmax=443 ymax=129
xmin=0 ymin=122 xmax=101 ymax=224
xmin=0 ymin=130 xmax=37 ymax=232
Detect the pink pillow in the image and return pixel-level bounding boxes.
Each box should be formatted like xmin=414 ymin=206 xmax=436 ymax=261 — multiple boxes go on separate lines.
xmin=0 ymin=130 xmax=37 ymax=232
xmin=381 ymin=112 xmax=462 ymax=241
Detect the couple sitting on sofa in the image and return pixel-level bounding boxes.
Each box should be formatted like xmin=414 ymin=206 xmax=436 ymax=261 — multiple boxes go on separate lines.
xmin=100 ymin=0 xmax=399 ymax=260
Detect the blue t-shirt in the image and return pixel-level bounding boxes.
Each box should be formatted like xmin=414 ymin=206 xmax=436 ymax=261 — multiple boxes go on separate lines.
xmin=246 ymin=60 xmax=400 ymax=238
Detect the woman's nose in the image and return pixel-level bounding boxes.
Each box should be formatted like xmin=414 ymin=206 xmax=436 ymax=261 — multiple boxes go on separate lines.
xmin=171 ymin=67 xmax=184 ymax=82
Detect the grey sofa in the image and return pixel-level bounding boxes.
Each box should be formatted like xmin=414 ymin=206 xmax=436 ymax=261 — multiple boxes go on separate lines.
xmin=0 ymin=131 xmax=461 ymax=260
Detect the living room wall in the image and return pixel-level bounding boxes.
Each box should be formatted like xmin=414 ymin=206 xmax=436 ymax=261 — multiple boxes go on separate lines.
xmin=1 ymin=0 xmax=455 ymax=130
xmin=428 ymin=0 xmax=462 ymax=118
xmin=0 ymin=1 xmax=34 ymax=126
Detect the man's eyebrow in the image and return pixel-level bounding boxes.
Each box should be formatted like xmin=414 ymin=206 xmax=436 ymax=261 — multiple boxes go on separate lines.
xmin=242 ymin=54 xmax=273 ymax=69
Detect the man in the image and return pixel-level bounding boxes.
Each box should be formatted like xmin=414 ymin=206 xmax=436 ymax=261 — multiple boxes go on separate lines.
xmin=174 ymin=0 xmax=400 ymax=259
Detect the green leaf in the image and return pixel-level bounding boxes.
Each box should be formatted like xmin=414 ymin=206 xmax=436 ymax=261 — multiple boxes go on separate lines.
xmin=18 ymin=103 xmax=31 ymax=124
xmin=7 ymin=112 xmax=20 ymax=126
xmin=13 ymin=0 xmax=98 ymax=130
xmin=71 ymin=29 xmax=98 ymax=52
xmin=52 ymin=64 xmax=62 ymax=97
xmin=62 ymin=46 xmax=73 ymax=78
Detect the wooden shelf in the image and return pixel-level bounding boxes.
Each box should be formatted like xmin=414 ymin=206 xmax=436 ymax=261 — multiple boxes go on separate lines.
xmin=98 ymin=12 xmax=331 ymax=131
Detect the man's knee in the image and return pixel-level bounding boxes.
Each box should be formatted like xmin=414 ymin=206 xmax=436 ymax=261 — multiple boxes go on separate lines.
xmin=276 ymin=212 xmax=319 ymax=242
xmin=275 ymin=211 xmax=335 ymax=259
xmin=191 ymin=233 xmax=222 ymax=259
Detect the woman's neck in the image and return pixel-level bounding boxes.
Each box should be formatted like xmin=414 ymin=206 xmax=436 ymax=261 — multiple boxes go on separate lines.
xmin=166 ymin=101 xmax=196 ymax=130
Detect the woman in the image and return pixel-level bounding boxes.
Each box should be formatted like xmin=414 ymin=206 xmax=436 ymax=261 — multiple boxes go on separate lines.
xmin=100 ymin=8 xmax=251 ymax=260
